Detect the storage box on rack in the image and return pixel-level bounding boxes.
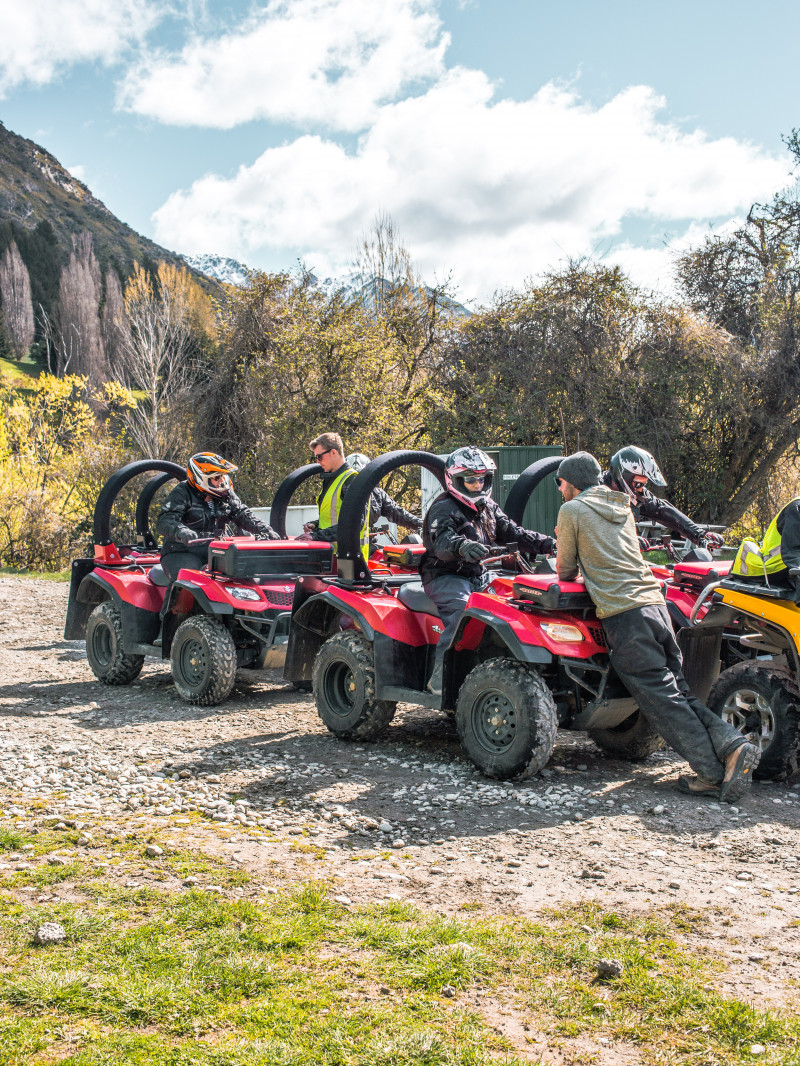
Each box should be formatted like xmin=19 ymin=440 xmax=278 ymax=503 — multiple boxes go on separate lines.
xmin=208 ymin=539 xmax=334 ymax=580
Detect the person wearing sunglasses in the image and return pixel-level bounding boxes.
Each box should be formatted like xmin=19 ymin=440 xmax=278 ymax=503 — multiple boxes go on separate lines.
xmin=601 ymin=446 xmax=724 ymax=552
xmin=300 ymin=433 xmax=369 ymax=557
xmin=555 ymin=450 xmax=759 ymax=803
xmin=420 ymin=445 xmax=555 ymax=695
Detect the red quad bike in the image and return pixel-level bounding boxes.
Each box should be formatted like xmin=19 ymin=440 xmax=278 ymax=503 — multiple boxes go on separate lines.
xmin=64 ymin=460 xmax=334 ymax=706
xmin=283 ymin=452 xmax=740 ymax=780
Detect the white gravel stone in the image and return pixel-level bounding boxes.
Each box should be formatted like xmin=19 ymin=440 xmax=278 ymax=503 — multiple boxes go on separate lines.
xmin=34 ymin=922 xmax=66 ymax=945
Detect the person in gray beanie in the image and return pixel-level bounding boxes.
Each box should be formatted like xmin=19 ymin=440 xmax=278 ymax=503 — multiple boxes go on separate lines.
xmin=555 ymin=450 xmax=759 ymax=802
xmin=555 ymin=451 xmax=602 ymax=492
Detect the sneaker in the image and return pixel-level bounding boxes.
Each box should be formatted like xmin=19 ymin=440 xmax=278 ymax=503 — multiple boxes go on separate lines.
xmin=719 ymin=742 xmax=761 ymax=803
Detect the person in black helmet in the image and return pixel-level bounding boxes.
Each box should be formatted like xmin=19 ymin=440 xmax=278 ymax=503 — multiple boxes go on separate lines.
xmin=602 ymin=446 xmax=724 ymax=551
xmin=421 ymin=446 xmax=555 ymax=695
xmin=346 ymin=453 xmax=423 ymax=533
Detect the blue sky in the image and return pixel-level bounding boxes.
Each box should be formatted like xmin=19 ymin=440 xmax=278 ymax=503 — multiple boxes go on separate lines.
xmin=1 ymin=0 xmax=797 ymax=301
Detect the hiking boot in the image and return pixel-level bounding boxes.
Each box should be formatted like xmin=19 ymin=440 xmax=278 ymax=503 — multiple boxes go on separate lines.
xmin=427 ymin=664 xmax=443 ymax=696
xmin=719 ymin=742 xmax=761 ymax=803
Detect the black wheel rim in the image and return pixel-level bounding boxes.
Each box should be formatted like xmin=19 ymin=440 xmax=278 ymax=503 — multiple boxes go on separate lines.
xmin=471 ymin=690 xmax=517 ymax=754
xmin=322 ymin=661 xmax=357 ymax=719
xmin=91 ymin=622 xmax=113 ymax=667
xmin=178 ymin=637 xmax=207 ymax=689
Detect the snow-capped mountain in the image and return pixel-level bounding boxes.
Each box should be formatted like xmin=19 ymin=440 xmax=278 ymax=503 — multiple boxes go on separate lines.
xmin=182 ymin=253 xmax=251 ymax=287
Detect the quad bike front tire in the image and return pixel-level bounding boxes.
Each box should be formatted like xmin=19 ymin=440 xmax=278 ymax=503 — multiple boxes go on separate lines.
xmin=85 ymin=601 xmax=144 ymax=685
xmin=455 ymin=658 xmax=558 ymax=779
xmin=171 ymin=616 xmax=237 ymax=706
xmin=313 ymin=631 xmax=396 ymax=740
xmin=708 ymin=662 xmax=800 ymax=781
xmin=588 ymin=711 xmax=664 ymax=761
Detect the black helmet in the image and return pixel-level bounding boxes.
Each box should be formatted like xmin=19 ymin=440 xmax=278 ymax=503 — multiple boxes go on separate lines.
xmin=610 ymin=446 xmax=666 ymax=504
xmin=445 ymin=446 xmax=496 ymax=511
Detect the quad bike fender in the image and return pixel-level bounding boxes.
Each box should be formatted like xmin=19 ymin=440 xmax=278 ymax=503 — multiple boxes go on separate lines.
xmin=168 ymin=576 xmax=236 ymax=618
xmin=64 ymin=558 xmax=97 ymax=639
xmin=71 ymin=570 xmax=162 ymax=651
xmin=283 ymin=589 xmax=376 ymax=685
xmin=460 ymin=589 xmax=605 ymax=660
xmin=454 ymin=607 xmax=553 ymax=666
xmin=704 ymin=589 xmax=800 ymax=676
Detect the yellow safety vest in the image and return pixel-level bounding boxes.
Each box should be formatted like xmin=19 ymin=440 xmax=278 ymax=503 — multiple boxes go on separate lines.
xmin=732 ymin=496 xmax=800 ymax=578
xmin=318 ymin=467 xmax=369 ymax=560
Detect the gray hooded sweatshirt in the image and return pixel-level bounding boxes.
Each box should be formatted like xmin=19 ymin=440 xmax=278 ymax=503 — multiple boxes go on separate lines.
xmin=556 ymin=485 xmax=664 ymax=619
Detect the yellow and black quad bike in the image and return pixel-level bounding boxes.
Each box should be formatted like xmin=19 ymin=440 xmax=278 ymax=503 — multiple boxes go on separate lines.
xmin=687 ymin=570 xmax=800 ymax=781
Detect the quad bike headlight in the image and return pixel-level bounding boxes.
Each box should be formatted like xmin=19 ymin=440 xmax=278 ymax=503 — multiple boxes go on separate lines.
xmin=541 ymin=623 xmax=584 ymax=643
xmin=228 ymin=586 xmax=261 ymax=601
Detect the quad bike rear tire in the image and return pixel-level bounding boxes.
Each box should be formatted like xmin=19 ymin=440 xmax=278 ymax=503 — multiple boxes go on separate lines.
xmin=171 ymin=616 xmax=237 ymax=706
xmin=708 ymin=662 xmax=800 ymax=781
xmin=313 ymin=631 xmax=396 ymax=740
xmin=455 ymin=658 xmax=558 ymax=779
xmin=588 ymin=711 xmax=664 ymax=761
xmin=85 ymin=601 xmax=145 ymax=685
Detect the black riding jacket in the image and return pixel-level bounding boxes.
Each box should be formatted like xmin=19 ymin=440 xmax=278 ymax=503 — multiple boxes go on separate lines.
xmin=370 ymin=486 xmax=422 ymax=530
xmin=156 ymin=481 xmax=276 ymax=556
xmin=421 ymin=492 xmax=555 ymax=580
xmin=600 ymin=470 xmax=706 ymax=545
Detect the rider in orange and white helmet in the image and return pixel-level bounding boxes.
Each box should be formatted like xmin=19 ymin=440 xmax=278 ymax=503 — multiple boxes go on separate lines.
xmin=156 ymin=452 xmax=279 ymax=588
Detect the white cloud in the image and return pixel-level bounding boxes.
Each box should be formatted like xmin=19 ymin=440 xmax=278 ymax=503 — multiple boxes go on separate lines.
xmin=152 ymin=71 xmax=788 ymax=300
xmin=120 ymin=0 xmax=447 ymax=131
xmin=0 ymin=0 xmax=160 ymax=97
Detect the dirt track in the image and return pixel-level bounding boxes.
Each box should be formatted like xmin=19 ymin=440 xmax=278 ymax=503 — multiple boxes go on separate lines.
xmin=1 ymin=575 xmax=800 ymax=1012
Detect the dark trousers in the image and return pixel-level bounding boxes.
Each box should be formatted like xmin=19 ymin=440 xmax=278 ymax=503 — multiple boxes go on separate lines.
xmin=602 ymin=604 xmax=745 ymax=784
xmin=423 ymin=571 xmax=491 ymax=668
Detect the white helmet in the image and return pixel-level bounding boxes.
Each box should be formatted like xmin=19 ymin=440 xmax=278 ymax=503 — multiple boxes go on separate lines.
xmin=346 ymin=453 xmax=371 ymax=472
xmin=445 ymin=446 xmax=496 ymax=512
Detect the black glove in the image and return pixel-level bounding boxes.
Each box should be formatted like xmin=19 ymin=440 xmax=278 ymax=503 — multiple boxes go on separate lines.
xmin=458 ymin=539 xmax=490 ymax=562
xmin=638 ymin=535 xmax=650 ymax=552
xmin=255 ymin=529 xmax=280 ymax=541
xmin=540 ymin=537 xmax=556 ymax=555
xmin=187 ymin=537 xmax=214 ymax=549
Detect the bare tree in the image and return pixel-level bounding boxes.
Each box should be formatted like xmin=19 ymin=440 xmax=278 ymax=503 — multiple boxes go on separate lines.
xmin=116 ymin=263 xmax=200 ymax=459
xmin=56 ymin=232 xmax=107 ymax=382
xmin=0 ymin=240 xmax=34 ymax=359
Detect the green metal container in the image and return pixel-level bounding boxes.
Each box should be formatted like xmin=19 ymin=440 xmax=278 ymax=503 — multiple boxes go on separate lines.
xmin=485 ymin=445 xmax=562 ymax=537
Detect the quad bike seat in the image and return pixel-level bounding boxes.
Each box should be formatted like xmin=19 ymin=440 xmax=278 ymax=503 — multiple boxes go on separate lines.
xmin=147 ymin=564 xmax=170 ymax=587
xmin=717 ymin=576 xmax=798 ymax=603
xmin=397 ymin=581 xmax=441 ymax=618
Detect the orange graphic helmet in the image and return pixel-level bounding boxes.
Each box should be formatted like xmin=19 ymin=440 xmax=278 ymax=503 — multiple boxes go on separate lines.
xmin=186 ymin=452 xmax=238 ymax=498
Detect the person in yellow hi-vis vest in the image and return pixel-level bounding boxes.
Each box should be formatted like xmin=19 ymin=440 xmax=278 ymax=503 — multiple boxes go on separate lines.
xmin=299 ymin=432 xmax=370 ymax=559
xmin=732 ymin=496 xmax=800 ymax=593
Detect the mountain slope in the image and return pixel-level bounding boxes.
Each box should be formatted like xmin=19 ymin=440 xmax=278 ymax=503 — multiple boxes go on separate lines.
xmin=0 ymin=121 xmax=215 ymax=376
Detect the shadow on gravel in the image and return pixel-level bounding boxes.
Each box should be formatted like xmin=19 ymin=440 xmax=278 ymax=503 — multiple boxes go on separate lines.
xmin=166 ymin=712 xmax=781 ymax=846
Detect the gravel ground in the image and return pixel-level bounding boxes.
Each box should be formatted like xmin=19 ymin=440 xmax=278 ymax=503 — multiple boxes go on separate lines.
xmin=2 ymin=575 xmax=800 ymax=1013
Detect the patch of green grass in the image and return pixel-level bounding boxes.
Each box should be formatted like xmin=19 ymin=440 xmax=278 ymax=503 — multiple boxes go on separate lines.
xmin=0 ymin=566 xmax=71 ymax=581
xmin=1 ymin=852 xmax=798 ymax=1066
xmin=0 ymin=354 xmax=41 ymax=383
xmin=0 ymin=827 xmax=25 ymax=852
